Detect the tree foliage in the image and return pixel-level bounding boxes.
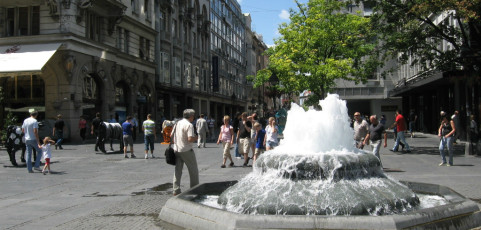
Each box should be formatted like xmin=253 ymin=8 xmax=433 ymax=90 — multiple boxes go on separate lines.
xmin=371 ymin=0 xmax=481 ymax=78
xmin=249 ymin=0 xmax=381 ymax=106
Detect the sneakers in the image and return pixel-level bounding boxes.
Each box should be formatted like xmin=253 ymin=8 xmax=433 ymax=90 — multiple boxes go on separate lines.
xmin=34 ymin=167 xmax=41 ymax=171
xmin=243 ymin=163 xmax=248 ymax=167
xmin=229 ymin=162 xmax=234 ymax=167
xmin=221 ymin=164 xmax=226 ymax=168
xmin=151 ymin=154 xmax=155 ymax=158
xmin=28 ymin=170 xmax=34 ymax=173
xmin=145 ymin=155 xmax=148 ymax=159
xmin=447 ymin=163 xmax=452 ymax=167
xmin=439 ymin=162 xmax=446 ymax=166
xmin=130 ymin=154 xmax=136 ymax=158
xmin=124 ymin=155 xmax=129 ymax=158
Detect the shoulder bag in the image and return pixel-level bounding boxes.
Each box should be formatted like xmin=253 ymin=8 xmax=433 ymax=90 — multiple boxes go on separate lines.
xmin=165 ymin=124 xmax=177 ymax=165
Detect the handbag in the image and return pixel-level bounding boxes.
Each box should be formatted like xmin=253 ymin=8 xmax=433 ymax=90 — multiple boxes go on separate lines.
xmin=165 ymin=124 xmax=177 ymax=165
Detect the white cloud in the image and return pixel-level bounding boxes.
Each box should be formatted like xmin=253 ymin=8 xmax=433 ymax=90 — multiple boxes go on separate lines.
xmin=279 ymin=9 xmax=289 ymax=20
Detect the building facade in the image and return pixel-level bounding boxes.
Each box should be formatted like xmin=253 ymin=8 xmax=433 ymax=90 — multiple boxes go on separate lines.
xmin=0 ymin=0 xmax=156 ymax=142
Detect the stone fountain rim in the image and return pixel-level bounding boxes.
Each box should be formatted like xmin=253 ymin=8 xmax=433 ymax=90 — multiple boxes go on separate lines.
xmin=159 ymin=180 xmax=481 ymax=230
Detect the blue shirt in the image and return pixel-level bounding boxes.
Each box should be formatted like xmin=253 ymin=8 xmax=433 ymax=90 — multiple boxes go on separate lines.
xmin=255 ymin=129 xmax=266 ymax=149
xmin=122 ymin=121 xmax=132 ymax=135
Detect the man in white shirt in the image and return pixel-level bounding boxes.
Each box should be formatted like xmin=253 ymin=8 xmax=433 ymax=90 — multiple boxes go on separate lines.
xmin=22 ymin=109 xmax=42 ymax=173
xmin=353 ymin=112 xmax=369 ymax=149
xmin=196 ymin=114 xmax=208 ymax=148
xmin=171 ymin=109 xmax=198 ymax=196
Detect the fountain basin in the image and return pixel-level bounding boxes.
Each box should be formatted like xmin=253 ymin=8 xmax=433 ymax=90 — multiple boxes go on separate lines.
xmin=159 ymin=181 xmax=481 ymax=230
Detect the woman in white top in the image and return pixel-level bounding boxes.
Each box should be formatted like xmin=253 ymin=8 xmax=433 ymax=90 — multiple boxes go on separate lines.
xmin=264 ymin=117 xmax=279 ymax=151
xmin=217 ymin=115 xmax=234 ymax=168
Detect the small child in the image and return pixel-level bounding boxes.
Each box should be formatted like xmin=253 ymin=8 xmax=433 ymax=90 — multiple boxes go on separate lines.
xmin=253 ymin=122 xmax=266 ymax=164
xmin=41 ymin=136 xmax=56 ymax=175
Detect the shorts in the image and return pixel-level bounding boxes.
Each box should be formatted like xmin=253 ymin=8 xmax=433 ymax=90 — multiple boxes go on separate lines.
xmin=254 ymin=148 xmax=264 ymax=157
xmin=123 ymin=135 xmax=133 ymax=147
xmin=144 ymin=134 xmax=155 ymax=150
xmin=45 ymin=158 xmax=50 ymax=165
xmin=239 ymin=138 xmax=251 ymax=154
xmin=266 ymin=140 xmax=278 ymax=148
xmin=222 ymin=142 xmax=231 ymax=159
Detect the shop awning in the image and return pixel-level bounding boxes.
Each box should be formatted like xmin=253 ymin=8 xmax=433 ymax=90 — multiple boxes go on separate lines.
xmin=0 ymin=43 xmax=62 ymax=77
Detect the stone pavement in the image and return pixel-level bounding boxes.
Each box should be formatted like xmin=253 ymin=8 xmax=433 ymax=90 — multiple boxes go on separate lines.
xmin=0 ymin=133 xmax=480 ymax=230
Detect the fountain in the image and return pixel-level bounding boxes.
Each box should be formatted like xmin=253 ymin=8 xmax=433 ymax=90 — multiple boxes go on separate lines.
xmin=159 ymin=94 xmax=481 ymax=229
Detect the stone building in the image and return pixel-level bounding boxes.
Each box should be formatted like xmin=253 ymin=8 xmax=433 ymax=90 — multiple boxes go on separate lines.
xmin=155 ymin=0 xmax=210 ymax=120
xmin=0 ymin=0 xmax=156 ymax=142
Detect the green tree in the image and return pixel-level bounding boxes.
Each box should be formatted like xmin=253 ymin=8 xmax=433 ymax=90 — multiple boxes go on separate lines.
xmin=371 ymin=0 xmax=481 ymax=78
xmin=249 ymin=0 xmax=381 ymax=106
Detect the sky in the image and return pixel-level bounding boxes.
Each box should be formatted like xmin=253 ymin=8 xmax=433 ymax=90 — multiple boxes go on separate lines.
xmin=237 ymin=0 xmax=307 ymax=47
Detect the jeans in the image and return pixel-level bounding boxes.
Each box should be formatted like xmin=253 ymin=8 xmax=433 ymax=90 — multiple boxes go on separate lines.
xmin=439 ymin=136 xmax=454 ymax=165
xmin=144 ymin=134 xmax=155 ymax=151
xmin=393 ymin=131 xmax=410 ymax=151
xmin=409 ymin=122 xmax=415 ymax=133
xmin=26 ymin=139 xmax=41 ymax=171
xmin=55 ymin=130 xmax=63 ymax=147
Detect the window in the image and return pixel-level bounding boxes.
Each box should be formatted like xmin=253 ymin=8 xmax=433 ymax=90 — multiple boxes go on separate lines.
xmin=160 ymin=52 xmax=170 ymax=83
xmin=116 ymin=27 xmax=122 ymax=49
xmin=194 ymin=66 xmax=200 ymax=90
xmin=124 ymin=29 xmax=130 ymax=54
xmin=139 ymin=37 xmax=151 ymax=61
xmin=83 ymin=74 xmax=98 ymax=100
xmin=86 ymin=12 xmax=102 ymax=42
xmin=131 ymin=0 xmax=137 ymax=14
xmin=4 ymin=6 xmax=40 ymax=37
xmin=184 ymin=62 xmax=191 ymax=88
xmin=144 ymin=0 xmax=150 ymax=19
xmin=174 ymin=57 xmax=181 ymax=86
xmin=115 ymin=84 xmax=125 ymax=105
xmin=172 ymin=19 xmax=177 ymax=38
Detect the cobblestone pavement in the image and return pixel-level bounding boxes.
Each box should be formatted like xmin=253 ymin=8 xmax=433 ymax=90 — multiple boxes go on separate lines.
xmin=1 ymin=132 xmax=480 ymax=229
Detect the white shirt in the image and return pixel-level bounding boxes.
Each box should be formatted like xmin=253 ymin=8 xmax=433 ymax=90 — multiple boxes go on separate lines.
xmin=22 ymin=117 xmax=39 ymax=141
xmin=172 ymin=118 xmax=195 ymax=152
xmin=42 ymin=143 xmax=52 ymax=159
xmin=265 ymin=125 xmax=279 ymax=143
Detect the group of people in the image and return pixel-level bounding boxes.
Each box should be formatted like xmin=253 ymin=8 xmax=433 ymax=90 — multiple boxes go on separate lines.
xmin=89 ymin=112 xmax=158 ymax=159
xmin=20 ymin=110 xmax=63 ymax=174
xmin=216 ymin=112 xmax=280 ymax=168
xmin=353 ymin=108 xmax=472 ymax=168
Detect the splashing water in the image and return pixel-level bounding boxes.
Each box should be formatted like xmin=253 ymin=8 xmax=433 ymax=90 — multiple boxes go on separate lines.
xmin=217 ymin=94 xmax=420 ymax=215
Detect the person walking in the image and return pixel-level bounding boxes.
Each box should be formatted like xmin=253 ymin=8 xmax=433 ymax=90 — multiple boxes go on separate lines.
xmin=390 ymin=110 xmax=411 ymax=153
xmin=469 ymin=115 xmax=478 ymax=155
xmin=171 ymin=109 xmax=198 ymax=196
xmin=233 ymin=112 xmax=242 ymax=159
xmin=253 ymin=122 xmax=266 ymax=164
xmin=78 ymin=116 xmax=87 ymax=142
xmin=217 ymin=115 xmax=234 ymax=168
xmin=41 ymin=136 xmax=56 ymax=175
xmin=438 ymin=114 xmax=456 ymax=166
xmin=409 ymin=109 xmax=417 ymax=138
xmin=196 ymin=114 xmax=208 ymax=148
xmin=131 ymin=114 xmax=138 ymax=141
xmin=353 ymin=112 xmax=369 ymax=149
xmin=53 ymin=114 xmax=65 ymax=150
xmin=265 ymin=117 xmax=279 ymax=151
xmin=248 ymin=113 xmax=258 ymax=158
xmin=237 ymin=112 xmax=252 ymax=167
xmin=22 ymin=109 xmax=43 ymax=173
xmin=91 ymin=113 xmax=106 ymax=153
xmin=207 ymin=115 xmax=216 ymax=142
xmin=122 ymin=116 xmax=135 ymax=158
xmin=451 ymin=110 xmax=461 ymax=144
xmin=142 ymin=114 xmax=156 ymax=159
xmin=365 ymin=115 xmax=387 ymax=167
